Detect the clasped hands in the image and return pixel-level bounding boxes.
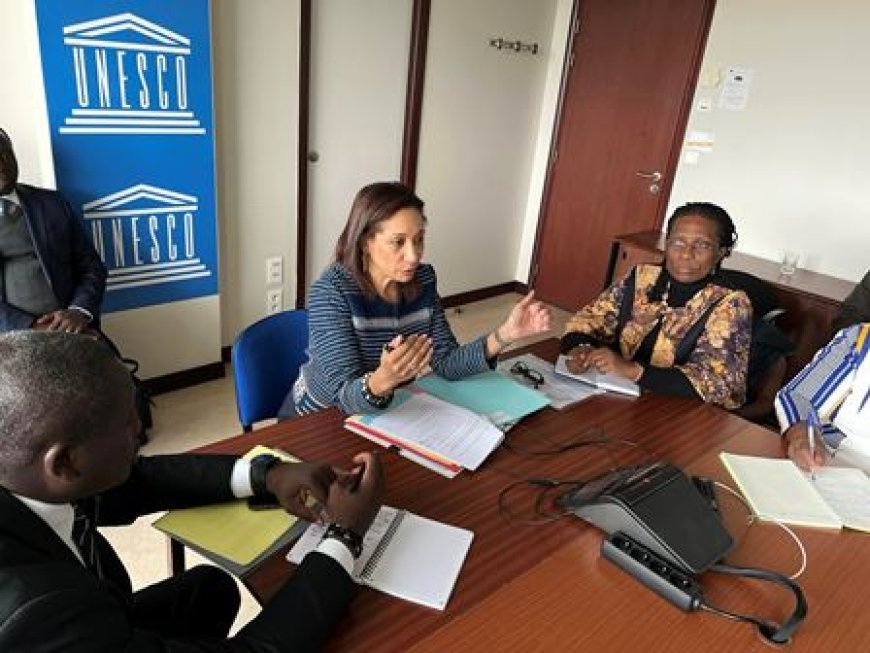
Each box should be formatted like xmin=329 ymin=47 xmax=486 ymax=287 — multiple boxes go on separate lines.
xmin=264 ymin=451 xmax=385 ymax=536
xmin=566 ymin=344 xmax=641 ymax=381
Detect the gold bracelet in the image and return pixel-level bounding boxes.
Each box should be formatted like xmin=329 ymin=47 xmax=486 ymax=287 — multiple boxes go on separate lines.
xmin=493 ymin=328 xmax=513 ymax=349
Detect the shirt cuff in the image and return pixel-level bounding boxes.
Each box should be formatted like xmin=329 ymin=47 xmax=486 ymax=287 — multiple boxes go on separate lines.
xmin=67 ymin=305 xmax=93 ymax=322
xmin=230 ymin=458 xmax=253 ymax=498
xmin=314 ymin=537 xmax=356 ymax=576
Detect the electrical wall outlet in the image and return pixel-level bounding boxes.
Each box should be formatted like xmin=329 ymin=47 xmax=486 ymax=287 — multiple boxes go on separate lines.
xmin=266 ymin=288 xmax=283 ymax=315
xmin=266 ymin=256 xmax=283 ymax=285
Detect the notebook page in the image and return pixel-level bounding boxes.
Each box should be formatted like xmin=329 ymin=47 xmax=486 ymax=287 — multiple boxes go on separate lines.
xmin=358 ymin=391 xmax=504 ymax=471
xmin=361 ymin=512 xmax=473 ymax=610
xmin=719 ymin=453 xmax=843 ymax=529
xmin=809 ymin=467 xmax=870 ymax=532
xmin=286 ymin=506 xmax=401 ymax=569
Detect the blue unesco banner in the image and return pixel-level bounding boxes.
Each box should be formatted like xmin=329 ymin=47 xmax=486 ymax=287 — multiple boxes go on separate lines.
xmin=35 ymin=0 xmax=218 ymax=313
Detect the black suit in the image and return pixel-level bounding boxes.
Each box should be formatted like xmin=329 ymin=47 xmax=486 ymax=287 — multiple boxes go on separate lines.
xmin=0 ymin=455 xmax=355 ymax=652
xmin=0 ymin=183 xmax=107 ymax=331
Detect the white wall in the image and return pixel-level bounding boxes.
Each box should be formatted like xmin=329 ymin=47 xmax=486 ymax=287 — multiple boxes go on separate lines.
xmin=306 ymin=0 xmax=412 ymax=287
xmin=515 ymin=0 xmax=573 ymax=284
xmin=666 ymin=0 xmax=870 ymax=282
xmin=1 ymin=0 xmax=54 ymax=187
xmin=213 ymin=0 xmax=300 ymax=345
xmin=416 ymin=0 xmax=557 ymax=296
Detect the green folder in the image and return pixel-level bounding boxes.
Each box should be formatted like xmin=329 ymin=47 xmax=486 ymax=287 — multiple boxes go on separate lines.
xmin=152 ymin=446 xmax=301 ymax=573
xmin=414 ymin=371 xmax=549 ymax=430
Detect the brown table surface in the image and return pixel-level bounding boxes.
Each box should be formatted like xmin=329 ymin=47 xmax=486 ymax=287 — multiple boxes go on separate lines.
xmin=196 ymin=340 xmax=870 ymax=651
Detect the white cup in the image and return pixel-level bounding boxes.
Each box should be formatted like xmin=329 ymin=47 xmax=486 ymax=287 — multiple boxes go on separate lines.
xmin=780 ymin=250 xmax=800 ymax=276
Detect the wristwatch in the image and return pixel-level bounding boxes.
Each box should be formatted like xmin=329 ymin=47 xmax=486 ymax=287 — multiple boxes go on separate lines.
xmin=322 ymin=523 xmax=364 ymax=559
xmin=249 ymin=453 xmax=282 ymax=499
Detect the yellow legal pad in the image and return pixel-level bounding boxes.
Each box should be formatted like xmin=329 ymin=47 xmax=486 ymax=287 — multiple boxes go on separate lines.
xmin=153 ymin=446 xmax=299 ymax=567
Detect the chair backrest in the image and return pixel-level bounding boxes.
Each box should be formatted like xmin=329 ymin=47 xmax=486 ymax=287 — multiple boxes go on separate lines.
xmin=232 ymin=309 xmax=309 ymax=430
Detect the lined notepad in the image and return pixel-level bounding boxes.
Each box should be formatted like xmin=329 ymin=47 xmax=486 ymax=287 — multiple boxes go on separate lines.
xmin=288 ymin=506 xmax=473 ymax=610
xmin=720 ymin=452 xmax=870 ymax=531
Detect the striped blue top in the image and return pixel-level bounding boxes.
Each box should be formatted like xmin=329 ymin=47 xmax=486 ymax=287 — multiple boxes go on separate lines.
xmin=281 ymin=262 xmax=492 ymax=416
xmin=775 ymin=323 xmax=870 ymax=447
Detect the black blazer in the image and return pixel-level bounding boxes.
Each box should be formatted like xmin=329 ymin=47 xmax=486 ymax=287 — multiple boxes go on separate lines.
xmin=0 ymin=183 xmax=107 ymax=331
xmin=0 ymin=455 xmax=355 ymax=652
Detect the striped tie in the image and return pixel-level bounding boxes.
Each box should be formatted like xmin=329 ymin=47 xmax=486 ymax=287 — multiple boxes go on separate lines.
xmin=72 ymin=498 xmax=104 ymax=580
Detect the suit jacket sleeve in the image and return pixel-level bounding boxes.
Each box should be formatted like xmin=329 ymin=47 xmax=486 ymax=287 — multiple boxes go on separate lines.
xmin=64 ymin=196 xmax=107 ymax=318
xmin=0 ymin=553 xmax=354 ymax=652
xmin=96 ymin=454 xmax=240 ymax=526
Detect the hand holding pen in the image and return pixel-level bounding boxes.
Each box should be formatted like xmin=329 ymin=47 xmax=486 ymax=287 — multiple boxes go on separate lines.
xmin=783 ymin=410 xmax=826 ymax=473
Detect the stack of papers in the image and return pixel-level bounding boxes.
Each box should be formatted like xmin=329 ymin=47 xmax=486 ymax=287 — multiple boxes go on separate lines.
xmin=345 ymin=387 xmax=506 ymax=478
xmin=554 ymin=354 xmax=640 ymax=397
xmin=152 ymin=446 xmax=307 ymax=575
xmin=719 ymin=452 xmax=870 ymax=531
xmin=288 ymin=506 xmax=473 ymax=610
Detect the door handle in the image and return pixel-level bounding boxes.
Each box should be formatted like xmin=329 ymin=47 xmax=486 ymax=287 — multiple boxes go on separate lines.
xmin=635 ymin=170 xmax=662 ymax=182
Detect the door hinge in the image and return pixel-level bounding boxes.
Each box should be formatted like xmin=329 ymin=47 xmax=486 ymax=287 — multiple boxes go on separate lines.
xmin=569 ymin=51 xmax=576 ymax=68
xmin=530 ymin=264 xmax=540 ymax=286
xmin=550 ymin=149 xmax=558 ymax=166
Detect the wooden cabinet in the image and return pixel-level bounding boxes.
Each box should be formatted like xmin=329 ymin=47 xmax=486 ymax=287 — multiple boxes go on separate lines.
xmin=608 ymin=231 xmax=855 ymax=382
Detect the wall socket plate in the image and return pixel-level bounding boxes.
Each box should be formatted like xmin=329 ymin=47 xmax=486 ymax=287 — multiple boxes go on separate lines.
xmin=266 ymin=288 xmax=283 ymax=314
xmin=266 ymin=256 xmax=283 ymax=285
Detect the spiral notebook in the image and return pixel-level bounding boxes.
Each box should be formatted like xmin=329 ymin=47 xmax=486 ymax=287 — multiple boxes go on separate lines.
xmin=287 ymin=506 xmax=473 ymax=610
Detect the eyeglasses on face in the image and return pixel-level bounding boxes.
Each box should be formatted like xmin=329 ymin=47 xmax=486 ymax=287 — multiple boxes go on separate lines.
xmin=665 ymin=237 xmax=719 ymax=254
xmin=510 ymin=361 xmax=545 ymax=389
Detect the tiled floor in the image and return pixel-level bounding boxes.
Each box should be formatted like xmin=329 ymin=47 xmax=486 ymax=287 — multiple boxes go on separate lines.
xmin=103 ymin=293 xmax=572 ymax=634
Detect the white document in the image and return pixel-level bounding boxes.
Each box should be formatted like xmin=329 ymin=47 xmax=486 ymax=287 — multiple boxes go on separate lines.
xmin=496 ymin=353 xmax=603 ymax=409
xmin=554 ymin=354 xmax=640 ymax=398
xmin=288 ymin=506 xmax=473 ymax=610
xmin=719 ymin=67 xmax=754 ymax=111
xmin=349 ymin=391 xmax=504 ymax=471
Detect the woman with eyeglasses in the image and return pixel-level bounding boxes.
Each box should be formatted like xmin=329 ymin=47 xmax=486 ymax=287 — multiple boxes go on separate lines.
xmin=278 ymin=181 xmax=551 ymax=418
xmin=561 ymin=202 xmax=751 ymax=409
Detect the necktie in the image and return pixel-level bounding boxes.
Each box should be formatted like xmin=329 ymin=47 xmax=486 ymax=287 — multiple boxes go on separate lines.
xmin=72 ymin=498 xmax=104 ymax=580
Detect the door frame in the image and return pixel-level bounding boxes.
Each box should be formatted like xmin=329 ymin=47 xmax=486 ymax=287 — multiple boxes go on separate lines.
xmin=294 ymin=0 xmax=431 ymax=307
xmin=526 ymin=0 xmax=717 ymax=290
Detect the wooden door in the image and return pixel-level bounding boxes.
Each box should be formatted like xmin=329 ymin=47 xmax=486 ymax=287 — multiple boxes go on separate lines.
xmin=532 ymin=0 xmax=715 ymax=310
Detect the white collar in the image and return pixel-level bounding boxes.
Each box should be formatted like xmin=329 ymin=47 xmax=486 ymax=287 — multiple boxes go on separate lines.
xmin=11 ymin=493 xmax=84 ymax=563
xmin=1 ymin=189 xmax=20 ymax=205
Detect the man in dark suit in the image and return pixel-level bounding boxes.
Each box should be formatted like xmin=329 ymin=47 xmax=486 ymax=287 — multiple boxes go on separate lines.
xmin=0 ymin=127 xmax=107 ymax=333
xmin=0 ymin=330 xmax=384 ymax=651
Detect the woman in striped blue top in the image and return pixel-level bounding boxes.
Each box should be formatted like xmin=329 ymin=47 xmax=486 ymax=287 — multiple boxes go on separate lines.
xmin=278 ymin=182 xmax=551 ymax=418
xmin=776 ymin=323 xmax=870 ymax=469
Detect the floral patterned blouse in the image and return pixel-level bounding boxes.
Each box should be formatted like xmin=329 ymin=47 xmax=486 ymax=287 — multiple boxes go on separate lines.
xmin=562 ymin=264 xmax=752 ymax=409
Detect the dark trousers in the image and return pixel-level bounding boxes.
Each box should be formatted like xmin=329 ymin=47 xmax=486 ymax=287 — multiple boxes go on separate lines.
xmin=132 ymin=565 xmax=240 ymax=640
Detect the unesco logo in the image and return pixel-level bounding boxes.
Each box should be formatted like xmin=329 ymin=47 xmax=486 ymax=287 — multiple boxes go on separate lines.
xmin=60 ymin=12 xmax=204 ymax=135
xmin=83 ymin=184 xmax=211 ymax=292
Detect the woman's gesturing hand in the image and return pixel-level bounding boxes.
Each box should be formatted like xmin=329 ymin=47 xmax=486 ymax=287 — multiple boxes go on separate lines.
xmin=368 ymin=334 xmax=433 ymax=396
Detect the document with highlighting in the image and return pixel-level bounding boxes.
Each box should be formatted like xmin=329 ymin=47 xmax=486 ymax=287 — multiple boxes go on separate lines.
xmin=346 ymin=389 xmax=504 ymax=472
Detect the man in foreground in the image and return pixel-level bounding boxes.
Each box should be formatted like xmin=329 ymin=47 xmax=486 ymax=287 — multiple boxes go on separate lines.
xmin=0 ymin=331 xmax=383 ymax=651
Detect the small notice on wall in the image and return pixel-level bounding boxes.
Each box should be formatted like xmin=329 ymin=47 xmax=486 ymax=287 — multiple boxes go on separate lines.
xmin=719 ymin=67 xmax=754 ymax=111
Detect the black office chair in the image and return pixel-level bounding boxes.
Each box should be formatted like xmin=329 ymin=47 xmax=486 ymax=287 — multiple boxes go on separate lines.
xmin=719 ymin=269 xmax=795 ymax=425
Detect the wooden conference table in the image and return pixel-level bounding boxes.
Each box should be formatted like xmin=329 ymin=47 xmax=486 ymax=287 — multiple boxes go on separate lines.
xmin=195 ymin=340 xmax=870 ymax=651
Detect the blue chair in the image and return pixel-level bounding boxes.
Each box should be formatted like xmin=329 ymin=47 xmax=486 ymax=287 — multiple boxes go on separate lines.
xmin=232 ymin=309 xmax=309 ymax=431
